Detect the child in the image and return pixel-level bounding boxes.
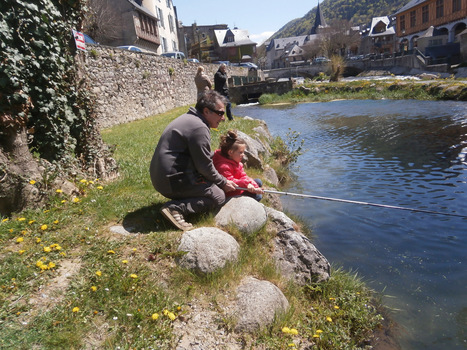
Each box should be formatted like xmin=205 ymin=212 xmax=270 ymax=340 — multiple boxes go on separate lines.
xmin=213 ymin=130 xmax=264 ymax=201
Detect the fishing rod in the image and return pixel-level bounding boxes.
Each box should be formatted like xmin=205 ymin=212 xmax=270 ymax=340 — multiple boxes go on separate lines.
xmin=236 ymin=187 xmax=467 ymax=219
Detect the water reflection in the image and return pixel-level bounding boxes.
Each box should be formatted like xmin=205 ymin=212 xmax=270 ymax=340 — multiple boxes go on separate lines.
xmin=234 ymin=100 xmax=467 ymax=350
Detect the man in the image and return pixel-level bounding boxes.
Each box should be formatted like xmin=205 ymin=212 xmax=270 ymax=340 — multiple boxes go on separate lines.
xmin=214 ymin=63 xmax=233 ymax=121
xmin=150 ymin=90 xmax=237 ymax=230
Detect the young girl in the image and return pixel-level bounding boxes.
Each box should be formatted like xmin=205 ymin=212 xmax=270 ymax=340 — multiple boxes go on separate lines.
xmin=213 ymin=130 xmax=264 ymax=201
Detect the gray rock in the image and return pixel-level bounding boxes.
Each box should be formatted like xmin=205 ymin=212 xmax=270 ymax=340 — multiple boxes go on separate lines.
xmin=215 ymin=197 xmax=267 ymax=235
xmin=237 ymin=130 xmax=267 ymax=169
xmin=272 ymin=230 xmax=331 ymax=284
xmin=233 ymin=276 xmax=289 ymax=333
xmin=176 ymin=228 xmax=240 ymax=274
xmin=263 ymin=165 xmax=279 ymax=186
xmin=264 ymin=206 xmax=297 ymax=232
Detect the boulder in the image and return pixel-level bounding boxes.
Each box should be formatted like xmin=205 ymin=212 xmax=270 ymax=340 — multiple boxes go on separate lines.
xmin=215 ymin=197 xmax=267 ymax=235
xmin=272 ymin=229 xmax=331 ymax=284
xmin=237 ymin=130 xmax=267 ymax=169
xmin=264 ymin=206 xmax=298 ymax=232
xmin=176 ymin=227 xmax=240 ymax=274
xmin=233 ymin=276 xmax=289 ymax=333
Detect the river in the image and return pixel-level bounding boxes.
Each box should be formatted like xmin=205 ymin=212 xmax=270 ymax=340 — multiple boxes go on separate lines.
xmin=234 ymin=100 xmax=467 ymax=350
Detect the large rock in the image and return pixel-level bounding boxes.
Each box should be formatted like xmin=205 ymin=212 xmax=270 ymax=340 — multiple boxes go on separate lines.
xmin=272 ymin=229 xmax=331 ymax=284
xmin=237 ymin=130 xmax=268 ymax=169
xmin=264 ymin=206 xmax=298 ymax=232
xmin=233 ymin=276 xmax=289 ymax=333
xmin=176 ymin=228 xmax=240 ymax=274
xmin=215 ymin=197 xmax=267 ymax=235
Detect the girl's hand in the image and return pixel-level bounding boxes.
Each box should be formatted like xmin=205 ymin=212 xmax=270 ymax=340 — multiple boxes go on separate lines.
xmin=247 ymin=184 xmax=264 ymax=194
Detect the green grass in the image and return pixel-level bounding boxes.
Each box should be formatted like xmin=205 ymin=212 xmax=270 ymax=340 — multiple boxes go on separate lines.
xmin=0 ymin=106 xmax=386 ymax=349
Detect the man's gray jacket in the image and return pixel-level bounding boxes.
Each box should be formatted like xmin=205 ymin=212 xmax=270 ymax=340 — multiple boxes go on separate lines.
xmin=150 ymin=107 xmax=227 ymax=197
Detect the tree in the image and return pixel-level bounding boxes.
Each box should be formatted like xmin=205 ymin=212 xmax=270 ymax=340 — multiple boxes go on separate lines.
xmin=85 ymin=0 xmax=121 ymax=44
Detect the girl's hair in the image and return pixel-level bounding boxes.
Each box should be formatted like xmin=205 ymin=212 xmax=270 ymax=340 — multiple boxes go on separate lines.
xmin=219 ymin=130 xmax=246 ymax=157
xmin=196 ymin=66 xmax=204 ymax=75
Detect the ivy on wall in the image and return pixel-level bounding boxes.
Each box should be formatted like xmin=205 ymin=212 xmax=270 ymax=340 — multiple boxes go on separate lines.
xmin=0 ymin=0 xmax=89 ymax=163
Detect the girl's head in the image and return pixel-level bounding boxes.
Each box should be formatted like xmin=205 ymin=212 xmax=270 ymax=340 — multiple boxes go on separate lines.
xmin=196 ymin=66 xmax=205 ymax=75
xmin=219 ymin=130 xmax=246 ymax=163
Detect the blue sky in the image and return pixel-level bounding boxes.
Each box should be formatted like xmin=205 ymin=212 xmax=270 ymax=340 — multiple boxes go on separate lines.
xmin=174 ymin=0 xmax=319 ymax=45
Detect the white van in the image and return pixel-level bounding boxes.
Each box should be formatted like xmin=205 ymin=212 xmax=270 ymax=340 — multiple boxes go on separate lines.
xmin=161 ymin=51 xmax=185 ymax=59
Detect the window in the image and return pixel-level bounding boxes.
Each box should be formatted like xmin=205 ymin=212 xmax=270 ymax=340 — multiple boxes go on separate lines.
xmin=168 ymin=14 xmax=174 ymax=33
xmin=166 ymin=0 xmax=172 ymax=8
xmin=400 ymin=15 xmax=406 ymax=32
xmin=158 ymin=8 xmax=165 ymax=28
xmin=410 ymin=11 xmax=416 ymax=27
xmin=172 ymin=40 xmax=177 ymax=51
xmin=453 ymin=0 xmax=461 ymax=12
xmin=436 ymin=0 xmax=444 ymax=18
xmin=422 ymin=5 xmax=429 ymax=23
xmin=161 ymin=37 xmax=167 ymax=52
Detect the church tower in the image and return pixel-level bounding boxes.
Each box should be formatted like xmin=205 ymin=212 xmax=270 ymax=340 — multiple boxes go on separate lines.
xmin=310 ymin=2 xmax=328 ymax=34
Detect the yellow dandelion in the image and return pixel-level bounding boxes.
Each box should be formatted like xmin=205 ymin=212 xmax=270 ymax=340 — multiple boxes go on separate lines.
xmin=282 ymin=327 xmax=291 ymax=334
xmin=132 ymin=248 xmax=137 ymax=252
xmin=54 ymin=245 xmax=62 ymax=251
xmin=21 ymin=230 xmax=27 ymax=235
xmin=39 ymin=264 xmax=48 ymax=270
xmin=53 ymin=220 xmax=59 ymax=224
xmin=313 ymin=334 xmax=320 ymax=338
xmin=72 ymin=197 xmax=80 ymax=203
xmin=40 ymin=224 xmax=48 ymax=231
xmin=36 ymin=237 xmax=41 ymax=243
xmin=91 ymin=286 xmax=97 ymax=292
xmin=72 ymin=307 xmax=80 ymax=313
xmin=48 ymin=262 xmax=56 ymax=269
xmin=334 ymin=305 xmax=340 ymax=309
xmin=151 ymin=313 xmax=159 ymax=320
xmin=61 ymin=200 xmax=67 ymax=204
xmin=18 ymin=218 xmax=26 ymax=221
xmin=36 ymin=260 xmax=44 ymax=267
xmin=96 ymin=271 xmax=102 ymax=276
xmin=167 ymin=312 xmax=176 ymax=321
xmin=60 ymin=252 xmax=66 ymax=257
xmin=326 ymin=316 xmax=333 ymax=322
xmin=29 ymin=180 xmax=36 ymax=185
xmin=96 ymin=186 xmax=104 ymax=190
xmin=316 ymin=329 xmax=323 ymax=334
xmin=107 ymin=250 xmax=115 ymax=254
xmin=329 ymin=297 xmax=336 ymax=301
xmin=163 ymin=309 xmax=169 ymax=316
xmin=289 ymin=328 xmax=298 ymax=335
xmin=18 ymin=250 xmax=26 ymax=255
xmin=16 ymin=237 xmax=24 ymax=243
xmin=122 ymin=260 xmax=128 ymax=264
xmin=177 ymin=306 xmax=181 ymax=311
xmin=56 ymin=189 xmax=63 ymax=193
xmin=79 ymin=179 xmax=87 ymax=184
xmin=43 ymin=246 xmax=52 ymax=253
xmin=288 ymin=343 xmax=296 ymax=347
xmin=130 ymin=274 xmax=138 ymax=279
xmin=2 ymin=218 xmax=9 ymax=223
xmin=28 ymin=220 xmax=35 ymax=224
xmin=43 ymin=210 xmax=49 ymax=213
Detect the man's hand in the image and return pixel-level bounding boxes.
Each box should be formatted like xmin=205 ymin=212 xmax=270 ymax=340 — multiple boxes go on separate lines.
xmin=222 ymin=180 xmax=237 ymax=192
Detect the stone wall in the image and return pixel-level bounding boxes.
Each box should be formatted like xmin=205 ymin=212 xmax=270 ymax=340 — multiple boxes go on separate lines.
xmin=82 ymin=45 xmax=246 ymax=129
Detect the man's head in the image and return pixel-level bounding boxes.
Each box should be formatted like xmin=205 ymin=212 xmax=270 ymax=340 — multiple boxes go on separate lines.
xmin=219 ymin=63 xmax=226 ymax=73
xmin=196 ymin=90 xmax=227 ymax=129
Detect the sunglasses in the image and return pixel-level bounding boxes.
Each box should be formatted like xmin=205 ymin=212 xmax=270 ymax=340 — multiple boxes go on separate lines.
xmin=208 ymin=108 xmax=225 ymax=116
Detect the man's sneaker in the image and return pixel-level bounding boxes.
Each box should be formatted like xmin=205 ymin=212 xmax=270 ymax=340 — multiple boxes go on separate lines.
xmin=161 ymin=206 xmax=193 ymax=231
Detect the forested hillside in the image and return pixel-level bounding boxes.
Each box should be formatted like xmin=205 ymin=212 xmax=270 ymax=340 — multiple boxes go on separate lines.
xmin=270 ymin=0 xmax=407 ymax=40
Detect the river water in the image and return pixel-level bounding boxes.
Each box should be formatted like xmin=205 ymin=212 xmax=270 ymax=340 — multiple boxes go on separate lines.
xmin=233 ymin=100 xmax=467 ymax=350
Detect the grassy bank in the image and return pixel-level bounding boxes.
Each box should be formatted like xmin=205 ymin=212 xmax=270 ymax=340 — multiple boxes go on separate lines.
xmin=259 ymin=78 xmax=467 ymax=104
xmin=1 ymin=106 xmax=385 ymax=349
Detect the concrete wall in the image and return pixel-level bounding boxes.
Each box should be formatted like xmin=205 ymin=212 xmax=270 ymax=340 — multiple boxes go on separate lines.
xmin=82 ymin=45 xmax=246 ymax=129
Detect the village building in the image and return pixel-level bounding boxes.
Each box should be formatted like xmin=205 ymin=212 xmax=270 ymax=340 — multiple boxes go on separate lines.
xmin=359 ymin=16 xmax=396 ymax=56
xmin=142 ymin=0 xmax=179 ymax=54
xmin=213 ymin=28 xmax=257 ymax=63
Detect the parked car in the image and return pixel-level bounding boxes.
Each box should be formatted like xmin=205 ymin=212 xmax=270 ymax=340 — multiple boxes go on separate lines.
xmin=117 ymin=45 xmax=145 ymax=52
xmin=187 ymin=58 xmax=199 ymax=63
xmin=212 ymin=61 xmax=231 ymax=66
xmin=232 ymin=62 xmax=258 ymax=71
xmin=161 ymin=51 xmax=186 ymax=59
xmin=312 ymin=56 xmax=330 ymax=64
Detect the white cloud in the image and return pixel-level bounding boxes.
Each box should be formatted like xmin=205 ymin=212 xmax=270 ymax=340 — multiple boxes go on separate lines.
xmin=250 ymin=31 xmax=276 ymax=45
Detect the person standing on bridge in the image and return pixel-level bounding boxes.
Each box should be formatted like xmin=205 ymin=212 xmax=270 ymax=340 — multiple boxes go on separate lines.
xmin=214 ymin=63 xmax=233 ymax=121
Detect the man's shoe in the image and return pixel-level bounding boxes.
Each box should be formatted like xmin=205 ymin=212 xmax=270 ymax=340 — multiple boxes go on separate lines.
xmin=161 ymin=206 xmax=193 ymax=231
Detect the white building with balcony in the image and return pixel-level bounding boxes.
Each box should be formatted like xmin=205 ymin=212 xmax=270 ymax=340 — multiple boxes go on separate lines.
xmin=143 ymin=0 xmax=179 ymax=54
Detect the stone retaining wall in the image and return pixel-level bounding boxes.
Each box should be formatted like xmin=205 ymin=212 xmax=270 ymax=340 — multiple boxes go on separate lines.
xmin=81 ymin=45 xmax=246 ymax=129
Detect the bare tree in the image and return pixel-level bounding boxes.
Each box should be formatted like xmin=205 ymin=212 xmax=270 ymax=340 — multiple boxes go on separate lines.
xmin=318 ymin=20 xmax=361 ymax=57
xmin=84 ymin=0 xmax=121 ymax=43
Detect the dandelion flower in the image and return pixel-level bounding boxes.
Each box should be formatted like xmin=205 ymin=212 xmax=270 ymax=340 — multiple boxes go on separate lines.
xmin=282 ymin=327 xmax=291 ymax=334
xmin=122 ymin=260 xmax=128 ymax=264
xmin=107 ymin=250 xmax=115 ymax=254
xmin=91 ymin=286 xmax=97 ymax=292
xmin=151 ymin=313 xmax=159 ymax=320
xmin=79 ymin=179 xmax=87 ymax=184
xmin=40 ymin=224 xmax=48 ymax=231
xmin=16 ymin=237 xmax=24 ymax=243
xmin=88 ymin=180 xmax=94 ymax=184
xmin=29 ymin=180 xmax=36 ymax=185
xmin=72 ymin=307 xmax=80 ymax=313
xmin=334 ymin=305 xmax=340 ymax=309
xmin=18 ymin=250 xmax=26 ymax=255
xmin=167 ymin=312 xmax=176 ymax=321
xmin=56 ymin=189 xmax=63 ymax=193
xmin=2 ymin=218 xmax=9 ymax=223
xmin=316 ymin=329 xmax=323 ymax=334
xmin=36 ymin=260 xmax=44 ymax=267
xmin=329 ymin=297 xmax=336 ymax=301
xmin=28 ymin=220 xmax=35 ymax=225
xmin=163 ymin=309 xmax=169 ymax=316
xmin=53 ymin=220 xmax=59 ymax=224
xmin=39 ymin=264 xmax=48 ymax=270
xmin=48 ymin=262 xmax=56 ymax=269
xmin=96 ymin=271 xmax=102 ymax=277
xmin=60 ymin=252 xmax=66 ymax=257
xmin=313 ymin=334 xmax=320 ymax=338
xmin=130 ymin=274 xmax=138 ymax=279
xmin=288 ymin=343 xmax=296 ymax=347
xmin=43 ymin=246 xmax=52 ymax=253
xmin=61 ymin=200 xmax=67 ymax=203
xmin=36 ymin=238 xmax=41 ymax=243
xmin=72 ymin=197 xmax=80 ymax=203
xmin=289 ymin=328 xmax=298 ymax=335
xmin=18 ymin=218 xmax=26 ymax=221
xmin=326 ymin=316 xmax=333 ymax=322
xmin=97 ymin=186 xmax=104 ymax=190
